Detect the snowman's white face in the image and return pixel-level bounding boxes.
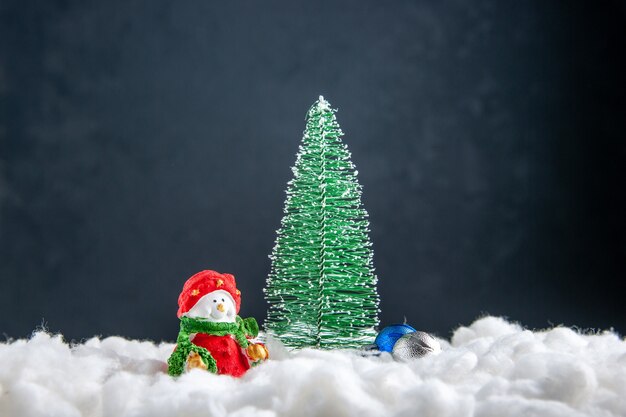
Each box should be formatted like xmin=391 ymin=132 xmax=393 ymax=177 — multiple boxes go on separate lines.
xmin=184 ymin=290 xmax=236 ymax=322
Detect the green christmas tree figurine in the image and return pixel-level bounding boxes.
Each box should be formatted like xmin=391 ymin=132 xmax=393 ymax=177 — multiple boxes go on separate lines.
xmin=264 ymin=96 xmax=380 ymax=349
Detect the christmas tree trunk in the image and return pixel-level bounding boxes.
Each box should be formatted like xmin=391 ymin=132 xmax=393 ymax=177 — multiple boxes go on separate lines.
xmin=264 ymin=96 xmax=380 ymax=349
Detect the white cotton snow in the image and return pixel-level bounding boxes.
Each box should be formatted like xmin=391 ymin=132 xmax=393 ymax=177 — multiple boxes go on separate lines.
xmin=1 ymin=316 xmax=625 ymax=417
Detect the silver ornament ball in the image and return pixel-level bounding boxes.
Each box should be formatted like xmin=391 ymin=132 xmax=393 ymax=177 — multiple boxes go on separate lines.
xmin=392 ymin=331 xmax=441 ymax=361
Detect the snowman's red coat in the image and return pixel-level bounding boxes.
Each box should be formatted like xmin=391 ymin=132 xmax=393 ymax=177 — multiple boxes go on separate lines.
xmin=191 ymin=333 xmax=250 ymax=377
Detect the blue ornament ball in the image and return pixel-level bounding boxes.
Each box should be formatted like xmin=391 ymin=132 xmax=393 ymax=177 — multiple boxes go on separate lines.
xmin=375 ymin=324 xmax=417 ymax=352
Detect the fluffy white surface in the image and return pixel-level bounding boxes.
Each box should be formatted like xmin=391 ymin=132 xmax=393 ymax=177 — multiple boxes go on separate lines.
xmin=1 ymin=316 xmax=625 ymax=417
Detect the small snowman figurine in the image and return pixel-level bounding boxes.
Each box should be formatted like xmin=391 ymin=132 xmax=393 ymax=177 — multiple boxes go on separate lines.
xmin=167 ymin=270 xmax=268 ymax=377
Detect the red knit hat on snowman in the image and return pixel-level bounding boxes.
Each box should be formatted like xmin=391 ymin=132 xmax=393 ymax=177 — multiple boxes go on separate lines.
xmin=177 ymin=270 xmax=242 ymax=318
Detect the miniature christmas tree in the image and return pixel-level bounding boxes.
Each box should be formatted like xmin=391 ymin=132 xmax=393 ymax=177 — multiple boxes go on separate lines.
xmin=264 ymin=96 xmax=380 ymax=349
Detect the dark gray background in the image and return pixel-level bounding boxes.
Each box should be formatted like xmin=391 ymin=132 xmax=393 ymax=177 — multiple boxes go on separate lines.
xmin=1 ymin=1 xmax=625 ymax=342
